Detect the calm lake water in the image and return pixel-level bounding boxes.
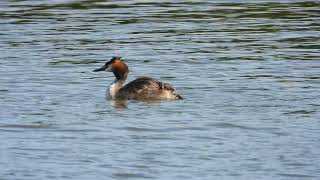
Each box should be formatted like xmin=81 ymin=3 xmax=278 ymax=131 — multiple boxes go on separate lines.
xmin=1 ymin=0 xmax=320 ymax=179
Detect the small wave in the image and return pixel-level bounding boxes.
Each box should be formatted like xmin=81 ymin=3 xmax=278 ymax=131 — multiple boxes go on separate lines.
xmin=0 ymin=123 xmax=52 ymax=129
xmin=283 ymin=110 xmax=316 ymax=115
xmin=112 ymin=172 xmax=152 ymax=179
xmin=207 ymin=122 xmax=256 ymax=130
xmin=278 ymin=173 xmax=315 ymax=178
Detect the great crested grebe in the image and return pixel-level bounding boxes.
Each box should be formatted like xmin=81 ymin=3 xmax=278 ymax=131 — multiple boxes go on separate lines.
xmin=93 ymin=56 xmax=183 ymax=100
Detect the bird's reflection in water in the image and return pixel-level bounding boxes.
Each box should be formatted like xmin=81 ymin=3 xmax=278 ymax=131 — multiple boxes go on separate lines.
xmin=111 ymin=100 xmax=128 ymax=108
xmin=110 ymin=100 xmax=163 ymax=108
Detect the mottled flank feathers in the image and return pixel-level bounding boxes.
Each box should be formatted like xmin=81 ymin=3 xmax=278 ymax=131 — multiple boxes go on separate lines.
xmin=116 ymin=77 xmax=179 ymax=100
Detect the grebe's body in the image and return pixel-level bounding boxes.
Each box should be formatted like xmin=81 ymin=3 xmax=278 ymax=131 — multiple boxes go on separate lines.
xmin=94 ymin=57 xmax=182 ymax=100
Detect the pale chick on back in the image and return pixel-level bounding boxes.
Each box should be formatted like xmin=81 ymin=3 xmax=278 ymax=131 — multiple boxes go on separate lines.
xmin=93 ymin=56 xmax=183 ymax=100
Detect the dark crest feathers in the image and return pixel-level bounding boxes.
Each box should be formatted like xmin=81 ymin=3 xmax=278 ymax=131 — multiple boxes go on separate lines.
xmin=111 ymin=56 xmax=121 ymax=61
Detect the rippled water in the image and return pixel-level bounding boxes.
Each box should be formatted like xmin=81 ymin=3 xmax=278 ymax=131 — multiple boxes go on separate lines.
xmin=1 ymin=0 xmax=320 ymax=179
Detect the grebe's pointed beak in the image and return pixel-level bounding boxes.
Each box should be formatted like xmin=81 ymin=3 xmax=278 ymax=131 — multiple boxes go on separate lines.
xmin=93 ymin=66 xmax=106 ymax=72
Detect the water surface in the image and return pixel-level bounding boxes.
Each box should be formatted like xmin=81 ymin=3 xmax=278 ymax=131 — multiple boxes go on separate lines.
xmin=0 ymin=0 xmax=320 ymax=179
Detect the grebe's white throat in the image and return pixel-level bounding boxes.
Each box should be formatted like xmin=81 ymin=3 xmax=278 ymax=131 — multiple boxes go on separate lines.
xmin=108 ymin=79 xmax=125 ymax=99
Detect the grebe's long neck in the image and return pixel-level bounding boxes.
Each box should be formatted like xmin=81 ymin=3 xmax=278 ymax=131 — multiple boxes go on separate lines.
xmin=109 ymin=79 xmax=125 ymax=99
xmin=108 ymin=59 xmax=129 ymax=99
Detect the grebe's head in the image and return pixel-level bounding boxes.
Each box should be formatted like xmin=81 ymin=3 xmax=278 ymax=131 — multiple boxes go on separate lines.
xmin=93 ymin=56 xmax=129 ymax=80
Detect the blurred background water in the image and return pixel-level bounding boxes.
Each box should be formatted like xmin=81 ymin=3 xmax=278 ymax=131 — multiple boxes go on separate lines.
xmin=0 ymin=0 xmax=320 ymax=179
